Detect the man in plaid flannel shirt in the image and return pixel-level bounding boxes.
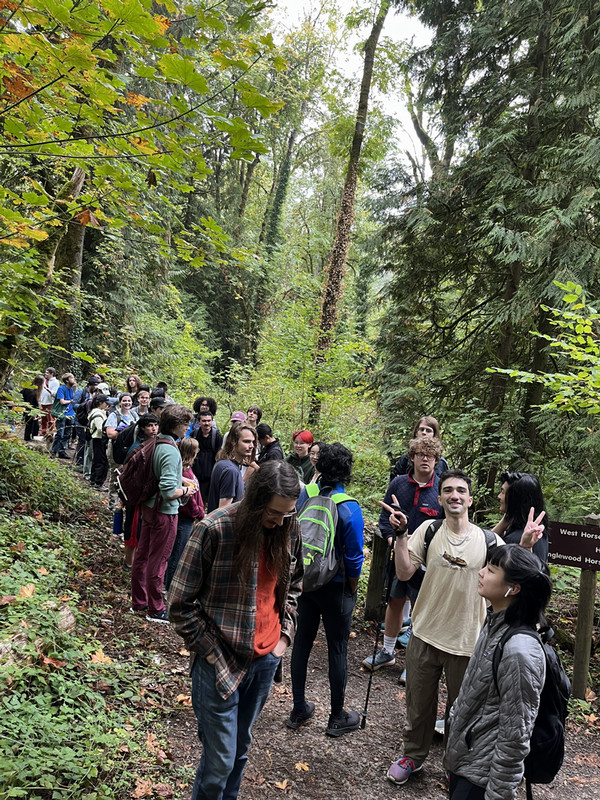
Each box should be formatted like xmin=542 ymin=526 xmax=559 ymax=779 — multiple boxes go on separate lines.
xmin=169 ymin=460 xmax=304 ymax=800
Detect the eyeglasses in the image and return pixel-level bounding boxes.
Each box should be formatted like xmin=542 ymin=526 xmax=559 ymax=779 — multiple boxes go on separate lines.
xmin=414 ymin=453 xmax=434 ymax=460
xmin=442 ymin=552 xmax=467 ymax=567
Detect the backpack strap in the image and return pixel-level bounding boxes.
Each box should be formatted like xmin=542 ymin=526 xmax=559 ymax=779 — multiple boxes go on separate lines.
xmin=422 ymin=519 xmax=444 ymax=565
xmin=482 ymin=527 xmax=498 ymax=564
xmin=492 ymin=626 xmax=542 ymax=695
xmin=331 ymin=492 xmax=353 ymax=505
xmin=304 ymin=483 xmax=320 ymax=498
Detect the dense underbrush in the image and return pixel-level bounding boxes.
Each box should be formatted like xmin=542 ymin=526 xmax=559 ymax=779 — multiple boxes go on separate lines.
xmin=0 ymin=443 xmax=155 ymax=800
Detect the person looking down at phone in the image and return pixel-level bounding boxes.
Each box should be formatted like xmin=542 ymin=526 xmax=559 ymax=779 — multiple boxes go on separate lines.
xmin=385 ymin=469 xmax=545 ymax=787
xmin=363 ymin=437 xmax=443 ymax=674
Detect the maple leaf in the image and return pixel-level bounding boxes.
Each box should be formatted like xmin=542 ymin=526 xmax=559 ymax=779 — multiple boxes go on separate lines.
xmin=76 ymin=208 xmax=100 ymax=228
xmin=91 ymin=648 xmax=112 ymax=664
xmin=19 ymin=584 xmax=35 ymax=598
xmin=274 ymin=779 xmax=289 ymax=790
xmin=154 ymin=783 xmax=173 ymax=797
xmin=585 ymin=687 xmax=597 ymax=702
xmin=40 ymin=654 xmax=67 ymax=669
xmin=295 ymin=761 xmax=309 ymax=771
xmin=78 ymin=569 xmax=94 ymax=579
xmin=37 ymin=567 xmax=49 ymax=576
xmin=0 ymin=595 xmax=16 ymax=606
xmin=10 ymin=542 xmax=26 ymax=552
xmin=131 ymin=778 xmax=153 ymax=798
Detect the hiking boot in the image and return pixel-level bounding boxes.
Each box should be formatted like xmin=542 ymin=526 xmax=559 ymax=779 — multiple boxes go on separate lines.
xmin=387 ymin=757 xmax=422 ymax=785
xmin=325 ymin=709 xmax=360 ymax=737
xmin=362 ymin=647 xmax=395 ymax=671
xmin=399 ymin=668 xmax=407 ymax=685
xmin=146 ymin=609 xmax=169 ymax=624
xmin=397 ymin=624 xmax=412 ymax=648
xmin=285 ymin=702 xmax=315 ymax=730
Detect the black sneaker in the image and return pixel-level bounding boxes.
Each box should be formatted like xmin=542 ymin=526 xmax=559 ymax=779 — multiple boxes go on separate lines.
xmin=326 ymin=709 xmax=360 ymax=737
xmin=146 ymin=609 xmax=169 ymax=624
xmin=57 ymin=452 xmax=70 ymax=460
xmin=285 ymin=702 xmax=316 ymax=730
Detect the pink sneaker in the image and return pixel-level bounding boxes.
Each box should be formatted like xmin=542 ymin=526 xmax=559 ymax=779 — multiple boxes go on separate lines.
xmin=387 ymin=756 xmax=422 ymax=785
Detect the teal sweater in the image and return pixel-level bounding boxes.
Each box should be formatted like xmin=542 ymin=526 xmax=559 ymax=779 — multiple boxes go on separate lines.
xmin=145 ymin=435 xmax=182 ymax=515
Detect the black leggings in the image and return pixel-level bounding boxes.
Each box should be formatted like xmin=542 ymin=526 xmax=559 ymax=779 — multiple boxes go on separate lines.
xmin=449 ymin=773 xmax=486 ymax=800
xmin=91 ymin=438 xmax=108 ymax=486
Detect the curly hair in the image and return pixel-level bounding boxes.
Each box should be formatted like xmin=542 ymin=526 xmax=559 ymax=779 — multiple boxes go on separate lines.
xmin=407 ymin=436 xmax=442 ymax=461
xmin=193 ymin=396 xmax=218 ymax=415
xmin=233 ymin=461 xmax=300 ymax=588
xmin=316 ymin=442 xmax=353 ymax=487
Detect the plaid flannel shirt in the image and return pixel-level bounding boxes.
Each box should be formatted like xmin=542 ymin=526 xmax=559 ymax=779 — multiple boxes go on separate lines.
xmin=168 ymin=503 xmax=303 ymax=699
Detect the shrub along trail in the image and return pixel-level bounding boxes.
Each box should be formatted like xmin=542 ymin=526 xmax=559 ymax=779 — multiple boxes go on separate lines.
xmin=81 ymin=526 xmax=600 ymax=800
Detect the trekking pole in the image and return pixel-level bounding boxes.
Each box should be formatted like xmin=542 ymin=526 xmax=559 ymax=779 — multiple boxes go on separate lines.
xmin=361 ymin=539 xmax=394 ymax=729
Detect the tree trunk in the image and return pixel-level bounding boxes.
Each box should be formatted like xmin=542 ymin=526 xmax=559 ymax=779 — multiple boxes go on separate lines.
xmin=52 ymin=219 xmax=86 ymax=375
xmin=308 ymin=0 xmax=390 ymax=426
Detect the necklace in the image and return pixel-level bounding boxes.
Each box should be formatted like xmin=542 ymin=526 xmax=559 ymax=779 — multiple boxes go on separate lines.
xmin=443 ymin=521 xmax=472 ymax=548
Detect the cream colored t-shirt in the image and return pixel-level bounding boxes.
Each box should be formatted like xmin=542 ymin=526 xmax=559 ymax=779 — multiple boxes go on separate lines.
xmin=408 ymin=520 xmax=504 ymax=657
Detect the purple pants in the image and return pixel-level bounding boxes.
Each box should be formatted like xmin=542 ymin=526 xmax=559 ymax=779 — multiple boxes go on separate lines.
xmin=130 ymin=505 xmax=177 ymax=613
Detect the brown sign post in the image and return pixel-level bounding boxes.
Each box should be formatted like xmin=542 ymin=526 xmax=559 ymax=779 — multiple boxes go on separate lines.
xmin=548 ymin=517 xmax=599 ymax=699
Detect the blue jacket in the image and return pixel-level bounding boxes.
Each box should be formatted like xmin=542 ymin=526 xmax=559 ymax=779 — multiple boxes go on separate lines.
xmin=297 ymin=482 xmax=364 ymax=582
xmin=378 ymin=471 xmax=442 ymax=540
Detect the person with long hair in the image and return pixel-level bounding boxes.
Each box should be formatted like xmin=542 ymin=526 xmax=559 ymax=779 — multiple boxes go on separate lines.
xmin=494 ymin=472 xmax=549 ymax=562
xmin=168 ymin=461 xmax=303 ymax=800
xmin=206 ymin=424 xmax=256 ymax=512
xmin=445 ymin=545 xmax=551 ymax=799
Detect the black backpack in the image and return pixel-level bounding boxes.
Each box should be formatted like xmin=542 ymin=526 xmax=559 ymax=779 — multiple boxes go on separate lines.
xmin=112 ymin=422 xmax=138 ymax=465
xmin=408 ymin=519 xmax=498 ymax=591
xmin=492 ymin=626 xmax=570 ymax=799
xmin=75 ymin=392 xmax=91 ymax=427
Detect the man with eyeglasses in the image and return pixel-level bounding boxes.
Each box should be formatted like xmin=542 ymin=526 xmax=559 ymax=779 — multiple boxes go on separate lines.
xmin=363 ymin=436 xmax=443 ymax=673
xmin=168 ymin=461 xmax=304 ymax=800
xmin=287 ymin=442 xmax=365 ymax=737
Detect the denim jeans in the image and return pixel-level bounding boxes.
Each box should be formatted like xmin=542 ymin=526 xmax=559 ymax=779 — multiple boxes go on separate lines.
xmin=51 ymin=416 xmax=73 ymax=454
xmin=164 ymin=515 xmax=194 ymax=591
xmin=191 ymin=651 xmax=280 ymax=800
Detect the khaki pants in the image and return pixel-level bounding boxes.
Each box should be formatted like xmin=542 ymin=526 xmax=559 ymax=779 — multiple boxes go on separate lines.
xmin=403 ymin=634 xmax=470 ymax=765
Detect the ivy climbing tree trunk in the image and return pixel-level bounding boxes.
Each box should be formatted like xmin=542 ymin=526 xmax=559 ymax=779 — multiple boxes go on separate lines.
xmin=308 ymin=0 xmax=390 ymax=426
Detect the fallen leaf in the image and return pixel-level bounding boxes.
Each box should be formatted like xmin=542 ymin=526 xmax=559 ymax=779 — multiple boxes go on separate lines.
xmin=349 ymin=631 xmax=357 ymax=638
xmin=584 ymin=713 xmax=598 ymax=724
xmin=146 ymin=732 xmax=159 ymax=752
xmin=118 ymin=744 xmax=130 ymax=753
xmin=574 ymin=754 xmax=600 ymax=767
xmin=295 ymin=761 xmax=309 ymax=771
xmin=274 ymin=779 xmax=289 ymax=790
xmin=0 ymin=595 xmax=16 ymax=606
xmin=78 ymin=569 xmax=94 ymax=579
xmin=91 ymin=648 xmax=112 ymax=664
xmin=18 ymin=584 xmax=35 ymax=598
xmin=131 ymin=778 xmax=153 ymax=798
xmin=154 ymin=782 xmax=173 ymax=797
xmin=32 ymin=510 xmax=43 ymax=520
xmin=176 ymin=694 xmax=192 ymax=706
xmin=585 ymin=687 xmax=597 ymax=702
xmin=40 ymin=654 xmax=67 ymax=669
xmin=10 ymin=542 xmax=26 ymax=552
xmin=177 ymin=647 xmax=189 ymax=656
xmin=37 ymin=567 xmax=49 ymax=576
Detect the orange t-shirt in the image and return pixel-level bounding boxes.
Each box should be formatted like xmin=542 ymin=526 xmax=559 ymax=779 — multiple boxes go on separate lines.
xmin=253 ymin=550 xmax=280 ymax=657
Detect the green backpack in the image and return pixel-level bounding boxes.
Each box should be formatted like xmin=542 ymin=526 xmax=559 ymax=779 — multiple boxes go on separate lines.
xmin=297 ymin=484 xmax=352 ymax=592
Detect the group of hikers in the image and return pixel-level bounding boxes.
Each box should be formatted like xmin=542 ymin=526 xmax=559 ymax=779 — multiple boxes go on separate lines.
xmin=21 ymin=370 xmax=567 ymax=800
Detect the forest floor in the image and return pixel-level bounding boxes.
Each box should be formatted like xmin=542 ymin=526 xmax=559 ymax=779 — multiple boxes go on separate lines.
xmin=80 ymin=521 xmax=600 ymax=800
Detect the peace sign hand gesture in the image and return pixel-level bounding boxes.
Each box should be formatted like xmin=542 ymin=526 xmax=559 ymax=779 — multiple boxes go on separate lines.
xmin=519 ymin=506 xmax=546 ymax=551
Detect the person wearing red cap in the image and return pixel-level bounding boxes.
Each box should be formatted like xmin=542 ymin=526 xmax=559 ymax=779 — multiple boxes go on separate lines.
xmin=285 ymin=430 xmax=315 ymax=483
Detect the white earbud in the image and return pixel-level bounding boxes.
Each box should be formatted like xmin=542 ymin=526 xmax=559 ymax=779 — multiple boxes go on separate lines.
xmin=504 ymin=587 xmax=513 ymax=598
